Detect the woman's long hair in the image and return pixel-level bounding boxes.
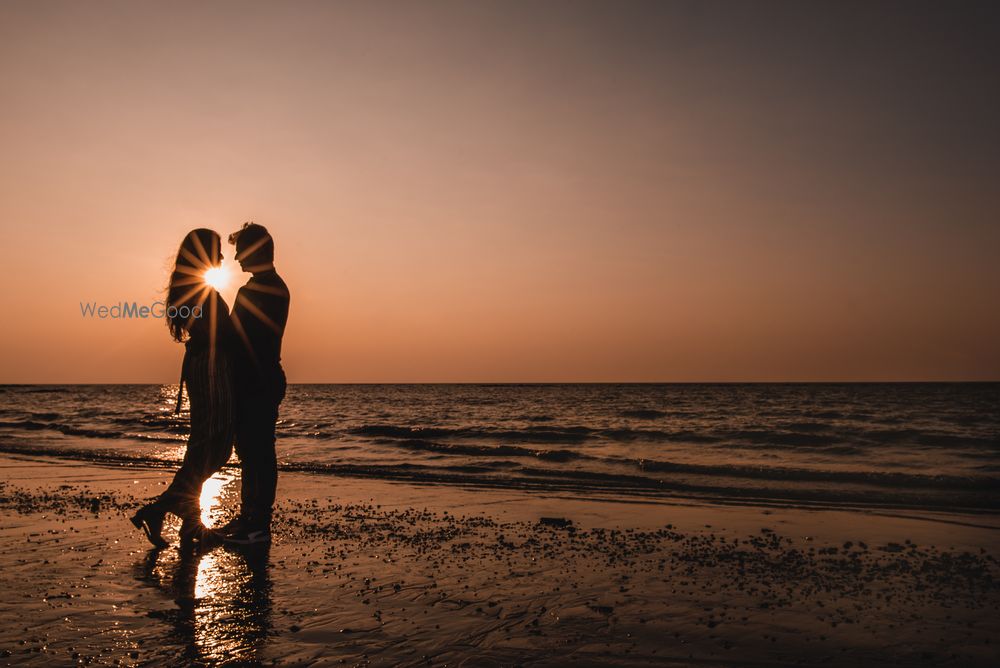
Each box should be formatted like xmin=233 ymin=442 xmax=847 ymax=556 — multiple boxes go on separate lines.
xmin=166 ymin=229 xmax=221 ymax=342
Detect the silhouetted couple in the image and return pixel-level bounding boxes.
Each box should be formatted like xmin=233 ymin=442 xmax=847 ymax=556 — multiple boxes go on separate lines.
xmin=131 ymin=223 xmax=289 ymax=549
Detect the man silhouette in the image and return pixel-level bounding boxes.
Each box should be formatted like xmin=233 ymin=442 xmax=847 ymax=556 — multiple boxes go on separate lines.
xmin=222 ymin=222 xmax=290 ymax=544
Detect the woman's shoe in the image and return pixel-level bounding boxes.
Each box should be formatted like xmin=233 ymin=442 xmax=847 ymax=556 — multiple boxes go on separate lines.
xmin=130 ymin=503 xmax=169 ymax=549
xmin=179 ymin=516 xmax=203 ymax=546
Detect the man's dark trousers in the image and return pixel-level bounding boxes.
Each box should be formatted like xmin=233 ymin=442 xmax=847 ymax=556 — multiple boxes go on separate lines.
xmin=234 ymin=369 xmax=286 ymax=524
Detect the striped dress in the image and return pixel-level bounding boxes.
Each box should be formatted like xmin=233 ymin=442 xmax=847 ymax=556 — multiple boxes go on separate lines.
xmin=159 ymin=293 xmax=236 ymax=518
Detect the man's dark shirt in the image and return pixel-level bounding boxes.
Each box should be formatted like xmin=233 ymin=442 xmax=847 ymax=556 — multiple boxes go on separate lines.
xmin=231 ymin=269 xmax=290 ymax=389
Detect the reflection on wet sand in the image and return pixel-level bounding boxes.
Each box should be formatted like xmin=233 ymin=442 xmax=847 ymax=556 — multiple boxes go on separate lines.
xmin=137 ymin=543 xmax=273 ymax=665
xmin=199 ymin=472 xmax=232 ymax=528
xmin=135 ymin=470 xmax=271 ymax=665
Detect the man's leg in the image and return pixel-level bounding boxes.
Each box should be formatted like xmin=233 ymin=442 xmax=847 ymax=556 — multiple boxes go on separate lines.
xmin=231 ymin=378 xmax=283 ymax=535
xmin=245 ymin=396 xmax=278 ymax=524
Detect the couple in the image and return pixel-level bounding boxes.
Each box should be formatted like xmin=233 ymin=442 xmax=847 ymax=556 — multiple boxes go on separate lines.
xmin=131 ymin=223 xmax=290 ymax=549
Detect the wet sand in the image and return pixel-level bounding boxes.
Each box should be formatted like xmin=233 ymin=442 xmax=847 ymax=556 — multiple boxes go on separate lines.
xmin=1 ymin=453 xmax=998 ymax=666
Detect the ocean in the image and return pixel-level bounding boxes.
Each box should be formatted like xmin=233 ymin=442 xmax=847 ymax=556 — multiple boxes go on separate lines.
xmin=1 ymin=383 xmax=997 ymax=512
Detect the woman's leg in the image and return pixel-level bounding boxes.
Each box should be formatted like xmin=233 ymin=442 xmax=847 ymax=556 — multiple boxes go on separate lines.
xmin=159 ymin=350 xmax=235 ymax=526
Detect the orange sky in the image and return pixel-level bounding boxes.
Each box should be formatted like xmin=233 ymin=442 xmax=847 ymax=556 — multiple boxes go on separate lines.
xmin=1 ymin=2 xmax=998 ymax=383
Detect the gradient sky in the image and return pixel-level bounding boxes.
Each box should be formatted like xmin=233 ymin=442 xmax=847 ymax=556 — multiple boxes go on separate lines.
xmin=1 ymin=1 xmax=998 ymax=383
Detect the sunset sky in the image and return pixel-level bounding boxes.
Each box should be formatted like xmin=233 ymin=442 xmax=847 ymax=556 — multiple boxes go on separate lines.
xmin=1 ymin=1 xmax=997 ymax=383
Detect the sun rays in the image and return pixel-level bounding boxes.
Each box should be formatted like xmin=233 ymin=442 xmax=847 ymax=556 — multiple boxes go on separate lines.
xmin=167 ymin=227 xmax=286 ymax=380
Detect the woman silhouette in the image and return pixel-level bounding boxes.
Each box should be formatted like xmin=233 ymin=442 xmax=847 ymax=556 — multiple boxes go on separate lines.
xmin=131 ymin=228 xmax=236 ymax=548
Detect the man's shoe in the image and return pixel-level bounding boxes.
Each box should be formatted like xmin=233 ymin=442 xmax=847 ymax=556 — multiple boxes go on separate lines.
xmin=216 ymin=514 xmax=247 ymax=537
xmin=223 ymin=525 xmax=271 ymax=545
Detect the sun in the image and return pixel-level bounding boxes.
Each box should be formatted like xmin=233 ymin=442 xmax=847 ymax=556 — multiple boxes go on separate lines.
xmin=203 ymin=266 xmax=229 ymax=290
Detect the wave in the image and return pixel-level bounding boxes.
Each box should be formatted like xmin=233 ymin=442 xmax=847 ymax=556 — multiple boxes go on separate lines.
xmin=3 ymin=427 xmax=993 ymax=494
xmin=633 ymin=456 xmax=996 ymax=490
xmin=353 ymin=423 xmax=727 ymax=445
xmin=916 ymin=433 xmax=1000 ymax=448
xmin=380 ymin=438 xmax=995 ymax=491
xmin=599 ymin=428 xmax=721 ymax=443
xmin=0 ymin=419 xmax=182 ymax=443
xmin=349 ymin=424 xmax=594 ymax=444
xmin=777 ymin=421 xmax=834 ymax=432
xmin=5 ymin=415 xmax=996 ymax=454
xmin=387 ymin=438 xmax=581 ymax=463
xmin=805 ymin=411 xmax=845 ymax=420
xmin=110 ymin=416 xmax=189 ymax=434
xmin=620 ymin=409 xmax=668 ymax=419
xmin=722 ymin=429 xmax=842 ymax=447
xmin=0 ymin=442 xmax=995 ymax=512
xmin=350 ymin=422 xmax=1000 ymax=450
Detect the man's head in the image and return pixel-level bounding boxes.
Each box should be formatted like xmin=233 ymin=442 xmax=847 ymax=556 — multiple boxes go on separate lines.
xmin=228 ymin=222 xmax=274 ymax=273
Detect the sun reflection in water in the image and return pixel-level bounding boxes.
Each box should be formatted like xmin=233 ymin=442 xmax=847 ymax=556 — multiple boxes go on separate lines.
xmin=188 ymin=472 xmax=271 ymax=663
xmin=192 ymin=471 xmax=233 ymax=604
xmin=194 ymin=551 xmax=221 ymax=600
xmin=140 ymin=392 xmax=270 ymax=662
xmin=193 ymin=549 xmax=245 ymax=662
xmin=198 ymin=471 xmax=231 ymax=527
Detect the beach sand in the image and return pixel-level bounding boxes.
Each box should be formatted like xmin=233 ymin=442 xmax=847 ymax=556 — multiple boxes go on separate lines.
xmin=1 ymin=453 xmax=998 ymax=667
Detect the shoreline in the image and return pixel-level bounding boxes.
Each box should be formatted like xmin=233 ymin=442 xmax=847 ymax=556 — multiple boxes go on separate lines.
xmin=1 ymin=441 xmax=995 ymax=517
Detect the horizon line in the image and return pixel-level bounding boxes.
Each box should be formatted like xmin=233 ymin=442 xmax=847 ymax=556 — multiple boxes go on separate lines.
xmin=2 ymin=380 xmax=998 ymax=386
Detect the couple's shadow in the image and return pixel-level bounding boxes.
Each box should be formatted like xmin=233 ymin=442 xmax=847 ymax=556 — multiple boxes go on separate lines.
xmin=136 ymin=541 xmax=273 ymax=665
